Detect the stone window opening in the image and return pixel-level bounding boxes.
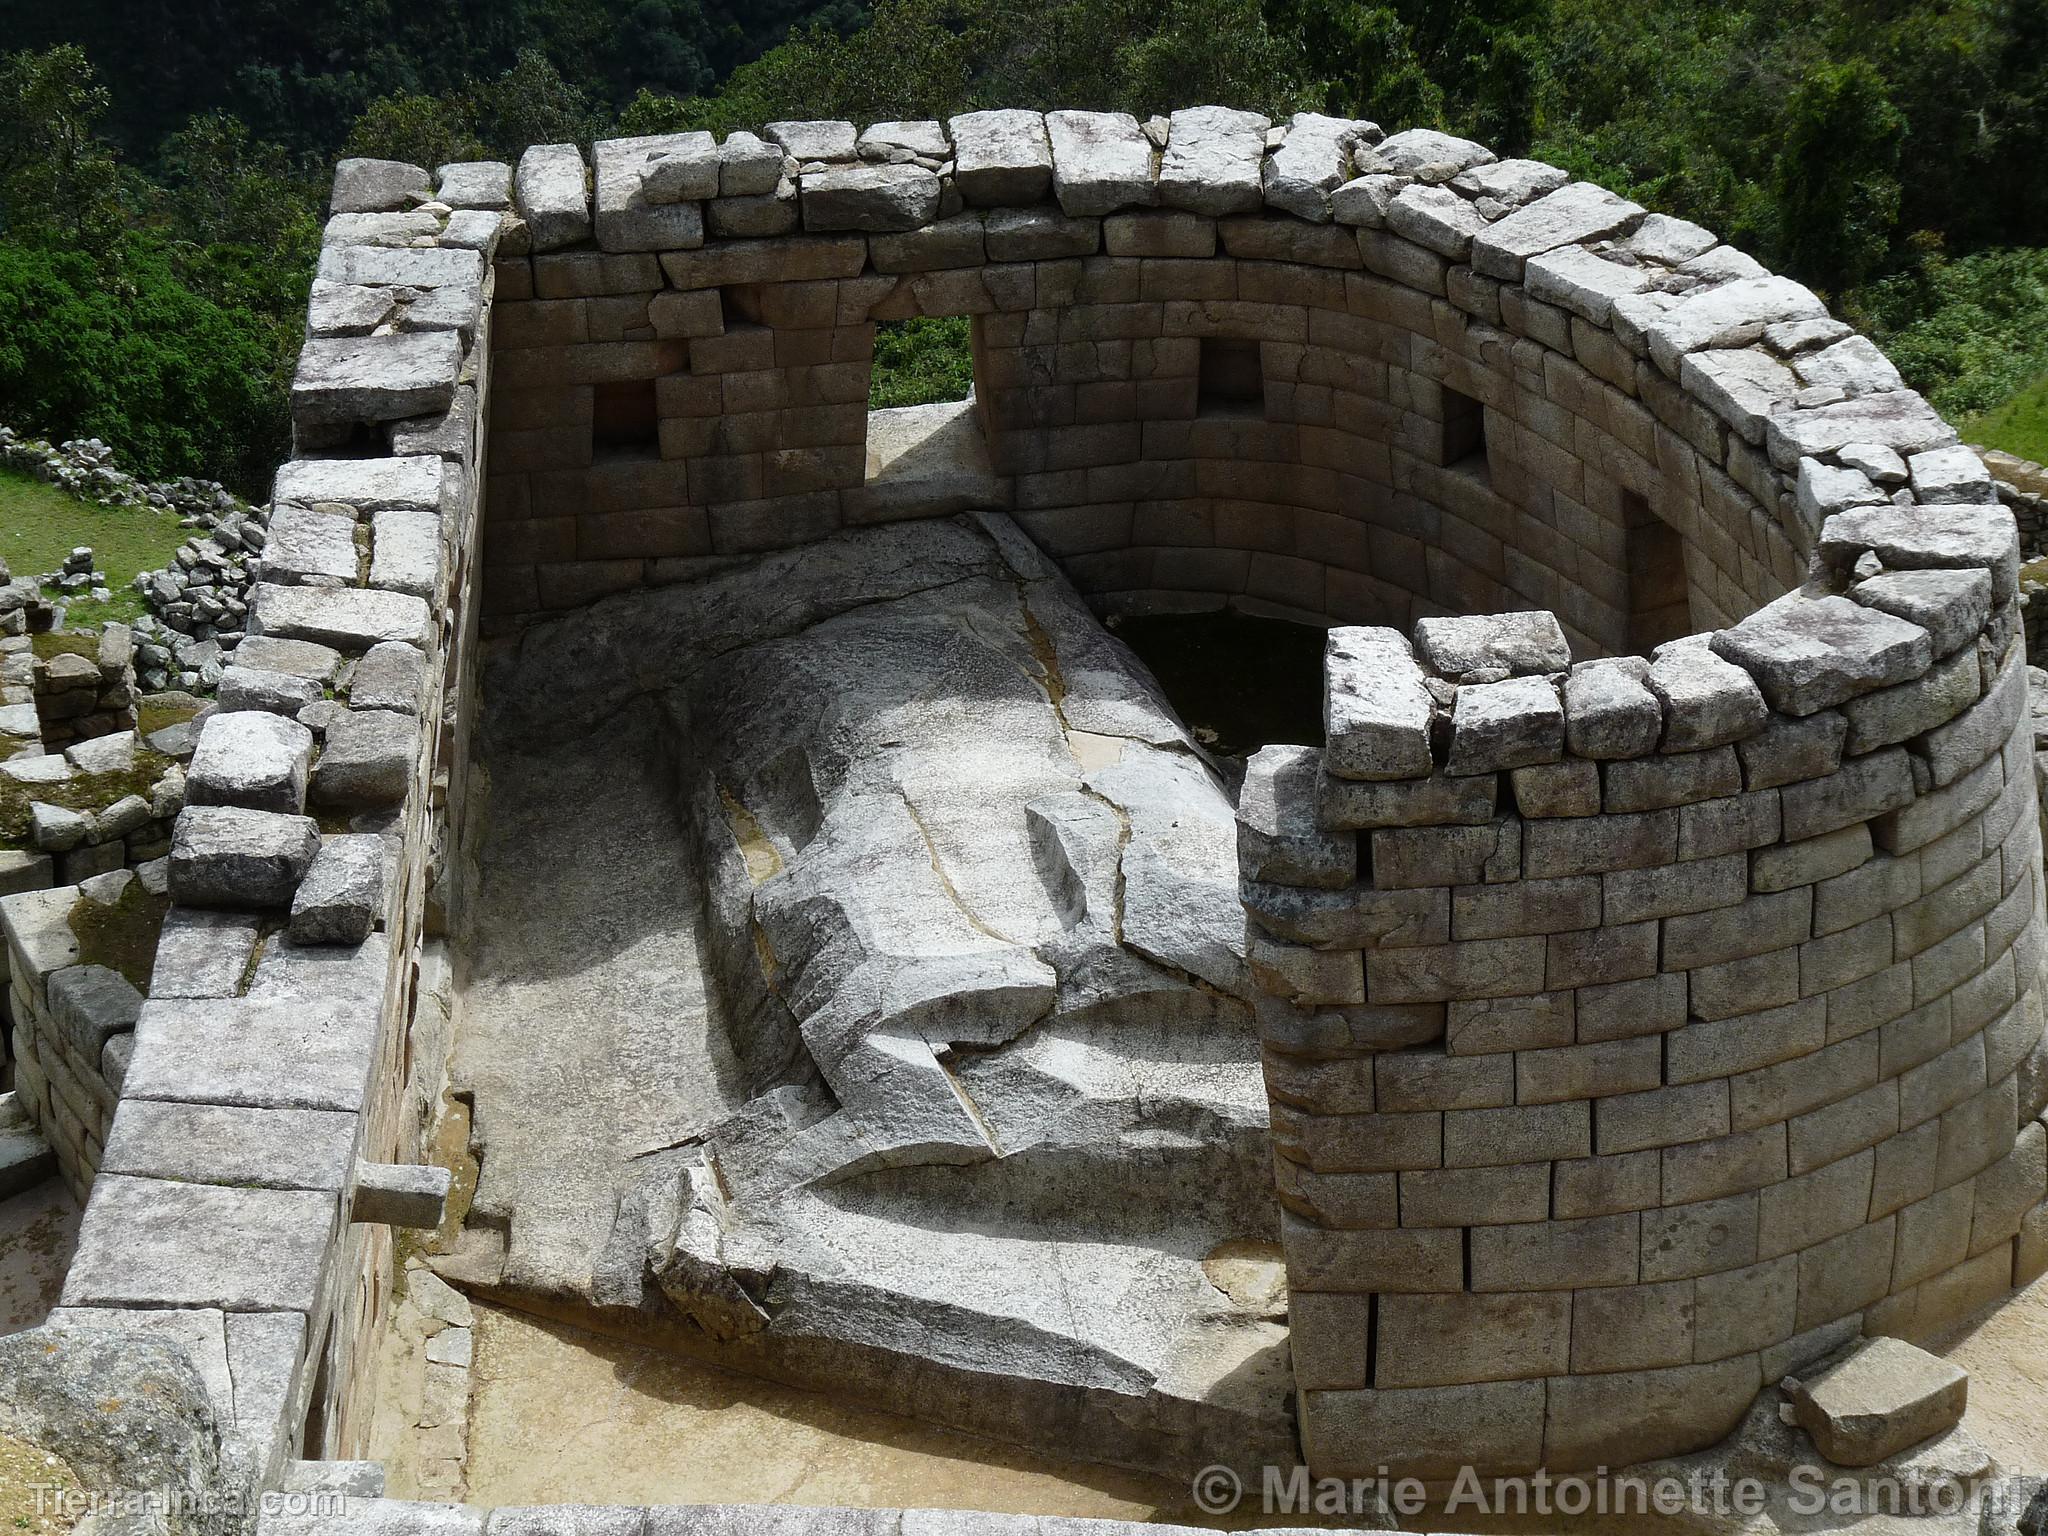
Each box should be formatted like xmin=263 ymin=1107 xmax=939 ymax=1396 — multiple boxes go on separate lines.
xmin=1197 ymin=337 xmax=1265 ymax=418
xmin=1623 ymin=489 xmax=1692 ymax=653
xmin=590 ymin=378 xmax=659 ymax=461
xmin=1440 ymin=383 xmax=1489 ymax=477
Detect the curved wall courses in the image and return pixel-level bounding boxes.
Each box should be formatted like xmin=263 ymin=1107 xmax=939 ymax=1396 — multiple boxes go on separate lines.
xmin=22 ymin=110 xmax=2048 ymax=1501
xmin=477 ymin=112 xmax=1948 ymax=651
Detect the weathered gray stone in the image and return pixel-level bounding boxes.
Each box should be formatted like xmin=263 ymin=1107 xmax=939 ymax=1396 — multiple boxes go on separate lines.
xmin=1365 ymin=129 xmax=1495 ymax=181
xmin=1446 ymin=676 xmax=1563 ymax=775
xmin=1850 ymin=569 xmax=1991 ymax=658
xmin=1471 ymin=181 xmax=1643 ymax=280
xmin=169 ymin=805 xmax=320 ymax=908
xmin=1386 ymin=183 xmax=1489 ymax=259
xmin=1649 ymin=642 xmax=1769 ymax=750
xmin=289 ymin=834 xmax=387 ymax=944
xmin=331 ymin=157 xmax=429 ymax=213
xmin=515 ymin=143 xmax=592 ymax=251
xmin=348 ymin=641 xmax=427 ymax=714
xmin=1645 ymin=276 xmax=1829 ymax=377
xmin=717 ymin=131 xmax=787 ymax=197
xmin=1045 ymin=110 xmax=1157 ymax=216
xmin=150 ymin=908 xmax=262 ymax=998
xmin=801 ymin=164 xmax=943 ymax=232
xmin=48 ymin=963 xmax=142 ymax=1060
xmin=1819 ymin=504 xmax=2020 ymax=602
xmin=1523 ymin=243 xmax=1653 ymax=325
xmin=1239 ymin=745 xmax=1356 ymax=888
xmin=1324 ymin=626 xmax=1434 ymax=780
xmin=61 ymin=1174 xmax=335 ymax=1312
xmin=1415 ymin=611 xmax=1570 ymax=681
xmin=351 ymin=1161 xmax=452 ymax=1228
xmin=251 ymin=583 xmax=432 ymax=649
xmin=369 ymin=505 xmax=442 ymax=600
xmin=217 ymin=665 xmax=324 ymax=716
xmin=1712 ymin=592 xmax=1932 ymax=715
xmin=764 ymin=120 xmax=858 ymax=161
xmin=1158 ymin=105 xmax=1270 ymax=215
xmin=1908 ymin=444 xmax=1995 ymax=504
xmin=1263 ymin=113 xmax=1372 ymax=221
xmin=292 ymin=332 xmax=462 ymax=429
xmin=1767 ymin=391 xmax=1958 ymax=472
xmin=101 ymin=1099 xmax=356 ymax=1191
xmin=948 ymin=110 xmax=1053 ymax=205
xmin=310 ymin=709 xmax=416 ymax=808
xmin=436 ymin=160 xmax=512 ymax=209
xmin=263 ymin=504 xmax=358 ymax=586
xmin=1784 ymin=1336 xmax=1968 ymax=1467
xmin=1563 ymin=659 xmax=1663 ymax=759
xmin=187 ymin=711 xmax=314 ymax=815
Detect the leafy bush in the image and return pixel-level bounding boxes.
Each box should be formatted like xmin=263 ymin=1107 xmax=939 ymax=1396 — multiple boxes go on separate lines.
xmin=1850 ymin=247 xmax=2048 ymax=420
xmin=0 ymin=235 xmax=292 ymax=491
xmin=870 ymin=317 xmax=975 ymax=410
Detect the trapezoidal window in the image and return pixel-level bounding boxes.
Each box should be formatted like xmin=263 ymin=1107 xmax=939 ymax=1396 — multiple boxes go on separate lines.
xmin=1440 ymin=383 xmax=1488 ymax=474
xmin=1623 ymin=490 xmax=1692 ymax=652
xmin=591 ymin=378 xmax=658 ymax=460
xmin=1198 ymin=338 xmax=1264 ymax=417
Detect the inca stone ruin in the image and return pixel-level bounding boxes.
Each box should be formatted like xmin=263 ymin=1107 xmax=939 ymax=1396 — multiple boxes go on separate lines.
xmin=4 ymin=105 xmax=2048 ymax=1536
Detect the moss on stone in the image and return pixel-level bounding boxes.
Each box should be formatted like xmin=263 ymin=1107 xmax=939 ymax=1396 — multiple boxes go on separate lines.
xmin=136 ymin=691 xmax=204 ymax=738
xmin=66 ymin=874 xmax=171 ymax=991
xmin=0 ymin=745 xmax=175 ymax=852
xmin=30 ymin=630 xmax=99 ymax=662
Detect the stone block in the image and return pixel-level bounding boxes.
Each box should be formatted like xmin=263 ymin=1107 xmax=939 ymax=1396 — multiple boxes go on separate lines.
xmin=100 ymin=1100 xmax=356 ymax=1191
xmin=1445 ymin=675 xmax=1564 ymax=775
xmin=1605 ymin=851 xmax=1747 ymax=923
xmin=1375 ymin=1292 xmax=1571 ymax=1386
xmin=1369 ymin=821 xmax=1520 ymax=889
xmin=1446 ymin=992 xmax=1575 ymax=1055
xmin=59 ymin=1174 xmax=335 ymax=1312
xmin=1738 ymin=710 xmax=1848 ymax=790
xmin=1756 ymin=1148 xmax=1876 ymax=1260
xmin=351 ymin=1161 xmax=452 ymax=1228
xmin=1516 ymin=1037 xmax=1662 ymax=1104
xmin=1376 ymin=1051 xmax=1513 ymax=1112
xmin=1564 ymin=658 xmax=1662 ymax=759
xmin=1281 ymin=1212 xmax=1462 ymax=1292
xmin=1694 ymin=1254 xmax=1798 ymax=1362
xmin=1794 ymin=1217 xmax=1896 ymax=1330
xmin=1670 ymin=997 xmax=1824 ymax=1085
xmin=1288 ymin=1292 xmax=1372 ymax=1389
xmin=124 ymin=994 xmax=380 ymax=1113
xmin=1469 ymin=1212 xmax=1640 ymax=1291
xmin=170 ymin=806 xmax=321 ymax=908
xmin=1524 ymin=809 xmax=1677 ymax=878
xmin=1367 ymin=934 xmax=1543 ymax=1002
xmin=1303 ymin=1380 xmax=1545 ymax=1478
xmin=1398 ymin=1163 xmax=1551 ymax=1227
xmin=1599 ymin=1080 xmax=1731 ymax=1155
xmin=1471 ymin=181 xmax=1644 ymax=282
xmin=1156 ymin=105 xmax=1268 ymax=215
xmin=1324 ymin=626 xmax=1433 ymax=780
xmin=1649 ymin=642 xmax=1769 ymax=752
xmin=1553 ymin=1149 xmax=1661 ymax=1218
xmin=290 ymin=834 xmax=387 ymax=945
xmin=1045 ymin=110 xmax=1157 ymax=216
xmin=1575 ymin=972 xmax=1687 ymax=1042
xmin=1732 ymin=1034 xmax=1881 ymax=1133
xmin=1509 ymin=758 xmax=1600 ymax=818
xmin=1604 ymin=746 xmax=1742 ymax=813
xmin=1712 ymin=592 xmax=1932 ymax=716
xmin=1451 ymin=876 xmax=1599 ymax=940
xmin=515 ymin=143 xmax=592 ymax=251
xmin=310 ymin=709 xmax=416 ymax=809
xmin=1318 ymin=770 xmax=1497 ymax=830
xmin=292 ymin=333 xmax=462 ymax=430
xmin=1785 ymin=1336 xmax=1968 ymax=1468
xmin=948 ymin=110 xmax=1052 ymax=205
xmin=251 ymin=583 xmax=432 ymax=650
xmin=1544 ymin=1356 xmax=1763 ymax=1469
xmin=1414 ymin=611 xmax=1570 ymax=681
xmin=1851 ymin=568 xmax=1991 ymax=659
xmin=188 ymin=711 xmax=314 ymax=815
xmin=1571 ymin=1278 xmax=1699 ymax=1372
xmin=1444 ymin=1100 xmax=1591 ymax=1167
xmin=1818 ymin=503 xmax=2019 ymax=603
xmin=1547 ymin=919 xmax=1659 ymax=989
xmin=1641 ymin=1192 xmax=1760 ymax=1282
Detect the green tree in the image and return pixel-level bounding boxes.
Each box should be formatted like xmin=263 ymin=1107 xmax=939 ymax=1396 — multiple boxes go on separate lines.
xmin=0 ymin=45 xmax=124 ymax=239
xmin=1774 ymin=57 xmax=1905 ymax=292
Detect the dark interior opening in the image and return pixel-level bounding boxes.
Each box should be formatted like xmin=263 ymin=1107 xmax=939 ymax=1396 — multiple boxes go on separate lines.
xmin=1441 ymin=383 xmax=1487 ymax=471
xmin=1198 ymin=338 xmax=1265 ymax=417
xmin=1623 ymin=490 xmax=1692 ymax=652
xmin=1110 ymin=610 xmax=1326 ymax=760
xmin=591 ymin=378 xmax=659 ymax=458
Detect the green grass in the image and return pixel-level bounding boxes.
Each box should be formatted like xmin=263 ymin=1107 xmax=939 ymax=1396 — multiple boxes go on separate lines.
xmin=1962 ymin=373 xmax=2048 ymax=467
xmin=869 ymin=316 xmax=976 ymax=410
xmin=0 ymin=467 xmax=188 ymax=627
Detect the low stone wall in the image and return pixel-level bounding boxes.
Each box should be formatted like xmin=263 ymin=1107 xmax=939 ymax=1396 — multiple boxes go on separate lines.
xmin=1 ymin=871 xmax=152 ymax=1199
xmin=10 ymin=148 xmax=498 ymax=1504
xmin=1244 ymin=591 xmax=2048 ymax=1473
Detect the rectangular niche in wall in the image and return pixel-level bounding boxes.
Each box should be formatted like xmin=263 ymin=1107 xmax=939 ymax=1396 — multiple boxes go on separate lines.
xmin=1623 ymin=489 xmax=1692 ymax=651
xmin=1440 ymin=383 xmax=1488 ymax=474
xmin=591 ymin=378 xmax=659 ymax=460
xmin=1198 ymin=338 xmax=1265 ymax=417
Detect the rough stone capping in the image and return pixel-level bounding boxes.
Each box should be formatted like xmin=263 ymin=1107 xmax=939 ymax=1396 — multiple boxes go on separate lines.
xmin=21 ymin=109 xmax=2048 ymax=1500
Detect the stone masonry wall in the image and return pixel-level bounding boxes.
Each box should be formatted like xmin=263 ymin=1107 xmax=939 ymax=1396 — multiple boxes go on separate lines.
xmin=1244 ymin=588 xmax=2048 ymax=1473
xmin=477 ymin=114 xmax=1871 ymax=651
xmin=17 ymin=149 xmax=498 ymax=1509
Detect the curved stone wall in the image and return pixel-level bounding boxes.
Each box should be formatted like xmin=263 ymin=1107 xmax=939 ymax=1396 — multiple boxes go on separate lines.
xmin=20 ymin=106 xmax=2045 ymax=1500
xmin=468 ymin=109 xmax=2048 ymax=1476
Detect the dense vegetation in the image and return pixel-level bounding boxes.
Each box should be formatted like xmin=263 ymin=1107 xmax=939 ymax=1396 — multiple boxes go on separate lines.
xmin=3 ymin=0 xmax=2048 ymax=487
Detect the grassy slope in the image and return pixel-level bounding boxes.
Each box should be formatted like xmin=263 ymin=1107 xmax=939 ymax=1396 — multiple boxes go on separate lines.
xmin=0 ymin=467 xmax=187 ymax=626
xmin=1963 ymin=375 xmax=2048 ymax=467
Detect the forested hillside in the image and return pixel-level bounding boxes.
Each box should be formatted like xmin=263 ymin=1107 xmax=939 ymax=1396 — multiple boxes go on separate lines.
xmin=4 ymin=0 xmax=2047 ymax=490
